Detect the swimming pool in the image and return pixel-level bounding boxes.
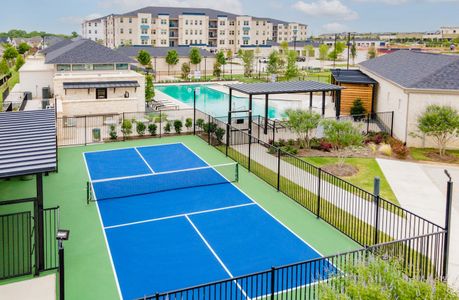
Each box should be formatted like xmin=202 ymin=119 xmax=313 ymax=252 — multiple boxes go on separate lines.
xmin=156 ymin=84 xmax=287 ymax=119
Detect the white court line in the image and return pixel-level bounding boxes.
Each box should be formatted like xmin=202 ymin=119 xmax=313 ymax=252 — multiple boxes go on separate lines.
xmin=104 ymin=203 xmax=255 ymax=230
xmin=82 ymin=142 xmax=183 ymax=154
xmin=134 ymin=147 xmax=155 ymax=173
xmin=82 ymin=153 xmax=124 ymax=300
xmin=185 ymin=215 xmax=250 ymax=299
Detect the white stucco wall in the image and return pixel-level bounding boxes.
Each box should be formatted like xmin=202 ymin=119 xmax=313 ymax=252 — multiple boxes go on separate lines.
xmin=18 ymin=57 xmax=54 ymax=98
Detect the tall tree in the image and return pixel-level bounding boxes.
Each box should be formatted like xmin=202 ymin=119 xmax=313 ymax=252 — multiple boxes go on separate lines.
xmin=2 ymin=46 xmax=18 ymax=67
xmin=145 ymin=74 xmax=154 ymax=103
xmin=15 ymin=54 xmax=25 ymax=71
xmin=240 ymin=50 xmax=254 ymax=77
xmin=216 ymin=51 xmax=226 ymax=76
xmin=284 ymin=50 xmax=299 ymax=79
xmin=189 ymin=47 xmax=202 ymax=71
xmin=17 ymin=42 xmax=30 ymax=55
xmin=0 ymin=59 xmax=9 ymax=75
xmin=181 ymin=62 xmax=190 ymax=79
xmin=284 ymin=109 xmax=321 ymax=148
xmin=137 ymin=50 xmax=151 ymax=70
xmin=267 ymin=50 xmax=280 ymax=75
xmin=350 ymin=42 xmax=357 ymax=65
xmin=318 ymin=44 xmax=329 ymax=69
xmin=165 ymin=50 xmax=179 ymax=75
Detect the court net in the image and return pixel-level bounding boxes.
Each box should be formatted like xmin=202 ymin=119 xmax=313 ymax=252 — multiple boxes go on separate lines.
xmin=87 ymin=162 xmax=238 ymax=203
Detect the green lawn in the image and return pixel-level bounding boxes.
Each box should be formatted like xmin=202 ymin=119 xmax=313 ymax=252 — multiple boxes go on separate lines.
xmin=0 ymin=136 xmax=359 ymax=300
xmin=410 ymin=147 xmax=459 ymax=163
xmin=300 ymin=157 xmax=398 ymax=204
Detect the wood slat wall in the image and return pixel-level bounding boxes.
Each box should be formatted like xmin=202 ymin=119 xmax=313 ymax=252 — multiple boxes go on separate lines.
xmin=340 ymin=83 xmax=373 ymax=115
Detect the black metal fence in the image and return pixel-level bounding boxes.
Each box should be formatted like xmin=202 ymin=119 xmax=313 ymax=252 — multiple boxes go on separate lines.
xmin=141 ymin=231 xmax=446 ymax=300
xmin=0 ymin=206 xmax=60 ymax=280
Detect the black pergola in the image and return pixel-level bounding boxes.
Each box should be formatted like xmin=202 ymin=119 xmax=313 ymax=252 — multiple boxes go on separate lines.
xmin=226 ymin=81 xmax=343 ymax=135
xmin=0 ymin=109 xmax=57 ymax=275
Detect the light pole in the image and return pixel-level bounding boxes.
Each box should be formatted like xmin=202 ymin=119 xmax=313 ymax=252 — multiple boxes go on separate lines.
xmin=188 ymin=87 xmax=200 ymax=134
xmin=333 ymin=34 xmax=337 ymax=68
xmin=57 ymin=229 xmax=70 ymax=300
xmin=346 ymin=32 xmax=351 ymax=70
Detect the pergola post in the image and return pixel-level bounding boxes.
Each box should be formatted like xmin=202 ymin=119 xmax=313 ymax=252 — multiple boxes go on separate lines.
xmin=36 ymin=173 xmax=45 ymax=273
xmin=309 ymin=92 xmax=313 ymax=110
xmin=321 ymin=91 xmax=326 ymax=116
xmin=336 ymin=90 xmax=341 ymax=118
xmin=264 ymin=94 xmax=269 ymax=135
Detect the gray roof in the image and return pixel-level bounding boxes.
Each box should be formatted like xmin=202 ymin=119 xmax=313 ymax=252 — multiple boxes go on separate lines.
xmin=360 ymin=50 xmax=459 ymax=90
xmin=45 ymin=39 xmax=135 ymax=64
xmin=41 ymin=38 xmax=74 ymax=55
xmin=331 ymin=69 xmax=377 ymax=85
xmin=117 ymin=46 xmax=214 ymax=58
xmin=226 ymin=81 xmax=343 ymax=95
xmin=0 ymin=109 xmax=57 ymax=178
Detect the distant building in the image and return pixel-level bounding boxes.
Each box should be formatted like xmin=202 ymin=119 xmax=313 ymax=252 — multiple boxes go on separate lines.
xmin=16 ymin=39 xmax=144 ymax=116
xmin=82 ymin=6 xmax=307 ymax=51
xmin=440 ymin=26 xmax=459 ymax=39
xmin=359 ymin=50 xmax=459 ymax=148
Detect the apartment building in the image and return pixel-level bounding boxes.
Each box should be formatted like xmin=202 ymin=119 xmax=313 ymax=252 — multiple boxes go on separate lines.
xmin=83 ymin=6 xmax=307 ymax=51
xmin=81 ymin=16 xmax=106 ymax=43
xmin=440 ymin=26 xmax=459 ymax=39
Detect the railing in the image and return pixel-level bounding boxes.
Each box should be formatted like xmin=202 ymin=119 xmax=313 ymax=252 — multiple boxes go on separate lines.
xmin=140 ymin=231 xmax=446 ymax=299
xmin=43 ymin=206 xmax=60 ymax=271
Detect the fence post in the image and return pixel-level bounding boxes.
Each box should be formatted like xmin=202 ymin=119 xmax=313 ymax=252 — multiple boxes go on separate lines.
xmin=248 ymin=133 xmax=252 ymax=172
xmin=270 ymin=267 xmax=276 ymax=300
xmin=443 ymin=170 xmax=453 ymax=279
xmin=373 ymin=177 xmax=381 ymax=246
xmin=277 ymin=148 xmax=281 ymax=191
xmin=159 ymin=111 xmax=162 ymax=138
xmin=207 ymin=114 xmax=211 ymax=145
xmin=84 ymin=116 xmax=87 ymax=146
xmin=317 ymin=168 xmax=322 ymax=218
xmin=122 ymin=113 xmax=126 ymax=141
xmin=58 ymin=241 xmax=65 ymax=300
xmin=390 ymin=111 xmax=394 ymax=137
xmin=366 ymin=114 xmax=370 ymax=134
xmin=272 ymin=120 xmax=276 ymax=142
xmin=155 ymin=293 xmax=160 ymax=300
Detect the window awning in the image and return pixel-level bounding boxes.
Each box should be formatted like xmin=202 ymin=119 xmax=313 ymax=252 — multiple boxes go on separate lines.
xmin=63 ymin=81 xmax=140 ymax=89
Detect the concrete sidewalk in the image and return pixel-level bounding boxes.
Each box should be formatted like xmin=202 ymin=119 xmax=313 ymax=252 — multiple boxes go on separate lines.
xmin=377 ymin=158 xmax=459 ymax=289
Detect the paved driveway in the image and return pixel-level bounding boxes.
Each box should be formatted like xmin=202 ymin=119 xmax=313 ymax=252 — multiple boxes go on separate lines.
xmin=377 ymin=158 xmax=459 ymax=289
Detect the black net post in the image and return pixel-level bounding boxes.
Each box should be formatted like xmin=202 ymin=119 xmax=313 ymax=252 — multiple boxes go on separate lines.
xmin=193 ymin=90 xmax=196 ymax=135
xmin=317 ymin=168 xmax=322 ymax=218
xmin=277 ymin=148 xmax=281 ymax=191
xmin=86 ymin=181 xmax=90 ymax=205
xmin=443 ymin=171 xmax=453 ymax=279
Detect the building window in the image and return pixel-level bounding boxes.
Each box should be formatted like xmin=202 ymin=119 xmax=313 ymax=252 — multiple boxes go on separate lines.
xmin=230 ymin=30 xmax=235 ymax=35
xmin=219 ymin=39 xmax=225 ymax=45
xmin=93 ymin=64 xmax=115 ymax=70
xmin=71 ymin=64 xmax=91 ymax=71
xmin=151 ymin=29 xmax=156 ymax=34
xmin=120 ymin=18 xmax=124 ymax=23
xmin=57 ymin=64 xmax=71 ymax=71
xmin=185 ymin=39 xmax=188 ymax=44
xmin=161 ymin=19 xmax=167 ymax=25
xmin=195 ymin=20 xmax=198 ymax=25
xmin=220 ymin=20 xmax=225 ymax=26
xmin=256 ymin=21 xmax=259 ymax=26
xmin=220 ymin=30 xmax=225 ymax=35
xmin=244 ymin=21 xmax=249 ymax=26
xmin=128 ymin=29 xmax=132 ymax=34
xmin=161 ymin=29 xmax=167 ymax=35
xmin=95 ymin=23 xmax=97 ymax=27
xmin=141 ymin=18 xmax=148 ymax=24
xmin=199 ymin=20 xmax=202 ymax=25
xmin=128 ymin=18 xmax=132 ymax=23
xmin=89 ymin=30 xmax=92 ymax=34
xmin=229 ymin=40 xmax=234 ymax=45
xmin=243 ymin=40 xmax=248 ymax=45
xmin=243 ymin=30 xmax=249 ymax=35
xmin=141 ymin=28 xmax=148 ymax=34
xmin=96 ymin=88 xmax=107 ymax=99
xmin=152 ymin=19 xmax=156 ymax=24
xmin=141 ymin=39 xmax=148 ymax=45
xmin=229 ymin=21 xmax=234 ymax=26
xmin=152 ymin=39 xmax=156 ymax=45
xmin=185 ymin=20 xmax=189 ymax=25
xmin=161 ymin=39 xmax=167 ymax=45
xmin=95 ymin=30 xmax=97 ymax=34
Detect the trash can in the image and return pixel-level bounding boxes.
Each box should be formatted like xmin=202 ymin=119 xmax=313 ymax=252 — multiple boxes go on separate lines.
xmin=92 ymin=128 xmax=101 ymax=142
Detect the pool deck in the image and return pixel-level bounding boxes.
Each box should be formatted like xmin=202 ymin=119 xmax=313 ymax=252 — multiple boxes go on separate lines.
xmin=0 ymin=135 xmax=359 ymax=300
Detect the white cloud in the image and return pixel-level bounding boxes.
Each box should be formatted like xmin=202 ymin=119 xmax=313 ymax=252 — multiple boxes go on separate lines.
xmin=353 ymin=0 xmax=459 ymax=4
xmin=293 ymin=0 xmax=358 ymax=20
xmin=98 ymin=0 xmax=243 ymax=14
xmin=321 ymin=22 xmax=348 ymax=33
xmin=60 ymin=13 xmax=103 ymax=25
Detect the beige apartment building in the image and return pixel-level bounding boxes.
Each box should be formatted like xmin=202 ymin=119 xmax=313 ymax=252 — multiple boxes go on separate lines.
xmin=83 ymin=6 xmax=307 ymax=52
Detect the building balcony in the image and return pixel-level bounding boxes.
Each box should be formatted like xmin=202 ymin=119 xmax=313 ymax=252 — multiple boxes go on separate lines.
xmin=169 ymin=22 xmax=178 ymax=28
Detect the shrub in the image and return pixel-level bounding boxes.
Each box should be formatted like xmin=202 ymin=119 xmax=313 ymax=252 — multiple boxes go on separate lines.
xmin=281 ymin=145 xmax=298 ymax=155
xmin=319 ymin=140 xmax=333 ymax=152
xmin=164 ymin=122 xmax=171 ymax=134
xmin=278 ymin=139 xmax=287 ymax=147
xmin=185 ymin=118 xmax=193 ymax=131
xmin=203 ymin=122 xmax=217 ymax=134
xmin=287 ymin=139 xmax=295 ymax=146
xmin=196 ymin=118 xmax=205 ymax=129
xmin=173 ymin=120 xmax=183 ymax=134
xmin=109 ymin=124 xmax=117 ymax=140
xmin=365 ymin=131 xmax=389 ymax=145
xmin=147 ymin=123 xmax=157 ymax=136
xmin=215 ymin=127 xmax=225 ymax=144
xmin=389 ymin=137 xmax=409 ymax=159
xmin=121 ymin=119 xmax=132 ymax=138
xmin=350 ymin=98 xmax=366 ymax=119
xmin=309 ymin=137 xmax=322 ymax=150
xmin=378 ymin=144 xmax=392 ymax=156
xmin=136 ymin=121 xmax=146 ymax=136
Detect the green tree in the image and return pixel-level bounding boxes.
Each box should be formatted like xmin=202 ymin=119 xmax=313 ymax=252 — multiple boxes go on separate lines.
xmin=145 ymin=74 xmax=154 ymax=104
xmin=147 ymin=123 xmax=157 ymax=136
xmin=226 ymin=49 xmax=233 ymax=60
xmin=284 ymin=109 xmax=321 ymax=148
xmin=350 ymin=99 xmax=366 ymax=116
xmin=240 ymin=50 xmax=254 ymax=77
xmin=173 ymin=120 xmax=183 ymax=134
xmin=322 ymin=119 xmax=363 ymax=167
xmin=136 ymin=121 xmax=146 ymax=136
xmin=328 ymin=41 xmax=345 ymax=61
xmin=165 ymin=50 xmax=179 ymax=75
xmin=181 ymin=62 xmax=190 ymax=80
xmin=285 ymin=50 xmax=299 ymax=79
xmin=189 ymin=47 xmax=202 ymax=71
xmin=0 ymin=59 xmax=9 ymax=75
xmin=71 ymin=31 xmax=78 ymax=38
xmin=185 ymin=118 xmax=193 ymax=131
xmin=279 ymin=41 xmax=289 ymax=55
xmin=3 ymin=46 xmax=18 ymax=67
xmin=137 ymin=50 xmax=151 ymax=69
xmin=215 ymin=127 xmax=225 ymax=144
xmin=415 ymin=105 xmax=459 ymax=156
xmin=318 ymin=44 xmax=329 ymax=69
xmin=213 ymin=61 xmax=222 ymax=77
xmin=367 ymin=46 xmax=376 ymax=59
xmin=17 ymin=42 xmax=31 ymax=55
xmin=15 ymin=54 xmax=25 ymax=71
xmin=267 ymin=50 xmax=280 ymax=75
xmin=216 ymin=51 xmax=226 ymax=75
xmin=121 ymin=119 xmax=133 ymax=138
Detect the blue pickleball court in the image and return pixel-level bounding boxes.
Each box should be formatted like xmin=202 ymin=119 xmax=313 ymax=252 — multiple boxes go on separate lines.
xmin=83 ymin=143 xmax=335 ymax=300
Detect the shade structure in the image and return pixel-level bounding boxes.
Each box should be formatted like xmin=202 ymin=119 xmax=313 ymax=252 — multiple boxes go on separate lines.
xmin=331 ymin=69 xmax=377 ymax=85
xmin=0 ymin=109 xmax=57 ymax=178
xmin=226 ymin=80 xmax=343 ymax=95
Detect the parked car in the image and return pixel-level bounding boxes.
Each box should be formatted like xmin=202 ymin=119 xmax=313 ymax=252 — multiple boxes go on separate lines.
xmin=259 ymin=57 xmax=268 ymax=63
xmin=296 ymin=56 xmax=306 ymax=62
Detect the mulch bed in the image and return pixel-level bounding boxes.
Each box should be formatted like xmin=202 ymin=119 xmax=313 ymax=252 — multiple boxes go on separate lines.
xmin=424 ymin=151 xmax=458 ymax=163
xmin=322 ymin=164 xmax=359 ymax=177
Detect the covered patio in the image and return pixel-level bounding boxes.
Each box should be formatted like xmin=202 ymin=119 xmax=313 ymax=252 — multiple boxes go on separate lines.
xmin=225 ymin=81 xmax=343 ymax=135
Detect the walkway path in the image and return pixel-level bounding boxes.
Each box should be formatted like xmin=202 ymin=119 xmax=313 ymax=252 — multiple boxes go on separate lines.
xmin=377 ymin=158 xmax=459 ymax=289
xmin=232 ymin=144 xmax=442 ymax=243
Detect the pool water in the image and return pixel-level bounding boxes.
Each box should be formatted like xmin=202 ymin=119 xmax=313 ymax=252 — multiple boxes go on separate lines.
xmin=156 ymin=84 xmax=283 ymax=119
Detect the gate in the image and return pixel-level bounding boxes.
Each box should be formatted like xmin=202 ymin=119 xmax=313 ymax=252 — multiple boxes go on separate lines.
xmin=0 ymin=207 xmax=60 ymax=280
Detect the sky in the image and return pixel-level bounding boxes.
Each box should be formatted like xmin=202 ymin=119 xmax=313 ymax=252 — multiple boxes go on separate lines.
xmin=1 ymin=0 xmax=458 ymax=35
